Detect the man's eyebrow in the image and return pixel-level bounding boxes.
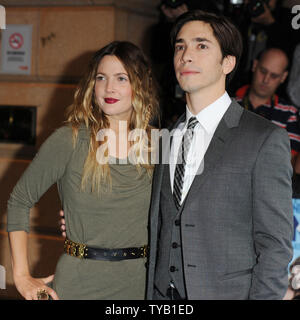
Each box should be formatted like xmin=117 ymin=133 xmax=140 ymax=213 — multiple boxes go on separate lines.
xmin=175 ymin=37 xmax=212 ymax=44
xmin=258 ymin=66 xmax=281 ymax=76
xmin=193 ymin=37 xmax=212 ymax=43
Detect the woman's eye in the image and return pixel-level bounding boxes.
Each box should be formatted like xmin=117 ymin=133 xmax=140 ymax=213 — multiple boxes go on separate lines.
xmin=96 ymin=75 xmax=105 ymax=81
xmin=118 ymin=76 xmax=128 ymax=82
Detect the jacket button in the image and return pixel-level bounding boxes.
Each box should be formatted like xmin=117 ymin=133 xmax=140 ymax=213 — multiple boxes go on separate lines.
xmin=175 ymin=220 xmax=180 ymax=226
xmin=170 ymin=266 xmax=176 ymax=272
xmin=172 ymin=242 xmax=178 ymax=248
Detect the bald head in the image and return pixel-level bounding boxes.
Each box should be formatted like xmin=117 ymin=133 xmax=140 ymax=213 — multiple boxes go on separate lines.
xmin=258 ymin=48 xmax=289 ymax=72
xmin=251 ymin=48 xmax=289 ymax=100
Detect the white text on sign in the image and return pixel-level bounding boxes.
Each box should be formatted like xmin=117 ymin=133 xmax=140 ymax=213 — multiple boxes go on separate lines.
xmin=0 ymin=5 xmax=6 ymax=29
xmin=292 ymin=5 xmax=300 ymax=30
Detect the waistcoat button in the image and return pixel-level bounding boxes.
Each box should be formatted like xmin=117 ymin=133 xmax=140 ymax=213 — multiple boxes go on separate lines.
xmin=170 ymin=266 xmax=176 ymax=272
xmin=175 ymin=220 xmax=180 ymax=226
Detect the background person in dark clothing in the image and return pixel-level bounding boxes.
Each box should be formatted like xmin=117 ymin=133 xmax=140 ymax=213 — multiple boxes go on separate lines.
xmin=228 ymin=0 xmax=293 ymax=94
xmin=235 ymin=48 xmax=300 ymax=167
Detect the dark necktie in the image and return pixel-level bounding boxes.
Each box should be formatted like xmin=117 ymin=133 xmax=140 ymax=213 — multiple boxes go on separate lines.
xmin=173 ymin=116 xmax=199 ymax=210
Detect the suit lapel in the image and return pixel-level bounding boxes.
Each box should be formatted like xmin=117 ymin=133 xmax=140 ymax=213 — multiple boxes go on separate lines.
xmin=181 ymin=100 xmax=244 ymax=208
xmin=150 ymin=113 xmax=186 ymax=216
xmin=149 ymin=114 xmax=184 ymax=222
xmin=169 ymin=113 xmax=186 ymax=151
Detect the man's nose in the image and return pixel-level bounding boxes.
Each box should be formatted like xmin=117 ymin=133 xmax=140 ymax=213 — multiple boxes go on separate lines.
xmin=180 ymin=46 xmax=193 ymax=64
xmin=262 ymin=73 xmax=271 ymax=84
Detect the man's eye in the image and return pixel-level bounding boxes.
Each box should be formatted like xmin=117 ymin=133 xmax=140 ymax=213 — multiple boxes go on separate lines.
xmin=259 ymin=68 xmax=267 ymax=75
xmin=198 ymin=44 xmax=207 ymax=49
xmin=175 ymin=45 xmax=184 ymax=51
xmin=271 ymin=74 xmax=280 ymax=79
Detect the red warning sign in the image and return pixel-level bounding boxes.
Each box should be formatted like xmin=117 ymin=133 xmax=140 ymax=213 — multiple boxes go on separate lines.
xmin=9 ymin=33 xmax=24 ymax=49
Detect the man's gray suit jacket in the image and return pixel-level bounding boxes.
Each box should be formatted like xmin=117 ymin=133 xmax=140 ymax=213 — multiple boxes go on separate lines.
xmin=146 ymin=99 xmax=294 ymax=300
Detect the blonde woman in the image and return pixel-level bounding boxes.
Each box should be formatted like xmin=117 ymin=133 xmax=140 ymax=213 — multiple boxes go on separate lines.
xmin=7 ymin=41 xmax=159 ymax=300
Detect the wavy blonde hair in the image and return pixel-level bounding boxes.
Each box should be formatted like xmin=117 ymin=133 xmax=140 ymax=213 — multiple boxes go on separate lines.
xmin=66 ymin=41 xmax=159 ymax=194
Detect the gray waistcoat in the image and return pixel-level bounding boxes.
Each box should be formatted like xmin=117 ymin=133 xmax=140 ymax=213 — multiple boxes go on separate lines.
xmin=154 ymin=164 xmax=187 ymax=298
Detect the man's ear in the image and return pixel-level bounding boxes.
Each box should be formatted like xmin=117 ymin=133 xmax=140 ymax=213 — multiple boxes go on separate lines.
xmin=223 ymin=55 xmax=236 ymax=75
xmin=281 ymin=70 xmax=288 ymax=83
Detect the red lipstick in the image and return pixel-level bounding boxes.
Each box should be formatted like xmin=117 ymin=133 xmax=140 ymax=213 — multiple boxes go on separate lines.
xmin=104 ymin=98 xmax=119 ymax=104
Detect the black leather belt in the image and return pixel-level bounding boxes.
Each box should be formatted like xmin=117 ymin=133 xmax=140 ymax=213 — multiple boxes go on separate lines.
xmin=64 ymin=238 xmax=148 ymax=261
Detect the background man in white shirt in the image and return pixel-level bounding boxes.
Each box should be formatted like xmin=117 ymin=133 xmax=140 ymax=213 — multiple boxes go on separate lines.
xmin=146 ymin=10 xmax=293 ymax=300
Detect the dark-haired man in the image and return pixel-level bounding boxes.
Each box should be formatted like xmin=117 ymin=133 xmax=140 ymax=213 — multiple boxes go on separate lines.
xmin=146 ymin=10 xmax=293 ymax=300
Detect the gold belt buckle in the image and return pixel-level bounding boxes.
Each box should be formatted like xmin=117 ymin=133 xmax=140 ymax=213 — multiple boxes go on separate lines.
xmin=77 ymin=242 xmax=87 ymax=259
xmin=64 ymin=239 xmax=71 ymax=255
xmin=141 ymin=245 xmax=148 ymax=258
xmin=64 ymin=239 xmax=87 ymax=259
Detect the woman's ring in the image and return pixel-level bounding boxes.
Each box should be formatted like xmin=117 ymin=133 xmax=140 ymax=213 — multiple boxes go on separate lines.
xmin=37 ymin=288 xmax=49 ymax=300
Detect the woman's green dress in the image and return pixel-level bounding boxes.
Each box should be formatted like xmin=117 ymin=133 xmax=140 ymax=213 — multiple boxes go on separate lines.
xmin=7 ymin=125 xmax=152 ymax=299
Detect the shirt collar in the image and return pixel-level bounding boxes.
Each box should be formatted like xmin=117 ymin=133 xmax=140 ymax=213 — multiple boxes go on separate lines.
xmin=185 ymin=91 xmax=232 ymax=134
xmin=240 ymin=85 xmax=278 ymax=108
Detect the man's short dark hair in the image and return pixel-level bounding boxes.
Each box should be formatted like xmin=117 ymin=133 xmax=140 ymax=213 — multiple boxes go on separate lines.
xmin=170 ymin=10 xmax=243 ymax=83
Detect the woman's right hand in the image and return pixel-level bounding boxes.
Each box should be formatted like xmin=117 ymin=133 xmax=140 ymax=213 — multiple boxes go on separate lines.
xmin=14 ymin=274 xmax=59 ymax=300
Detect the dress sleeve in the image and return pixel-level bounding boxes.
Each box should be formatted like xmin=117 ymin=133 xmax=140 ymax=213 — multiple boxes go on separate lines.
xmin=7 ymin=126 xmax=74 ymax=233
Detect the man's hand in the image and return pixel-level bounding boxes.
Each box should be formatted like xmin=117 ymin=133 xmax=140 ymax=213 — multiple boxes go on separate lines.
xmin=59 ymin=210 xmax=66 ymax=238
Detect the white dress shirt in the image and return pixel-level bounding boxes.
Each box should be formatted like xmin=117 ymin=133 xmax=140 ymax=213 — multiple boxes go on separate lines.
xmin=170 ymin=91 xmax=232 ymax=204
